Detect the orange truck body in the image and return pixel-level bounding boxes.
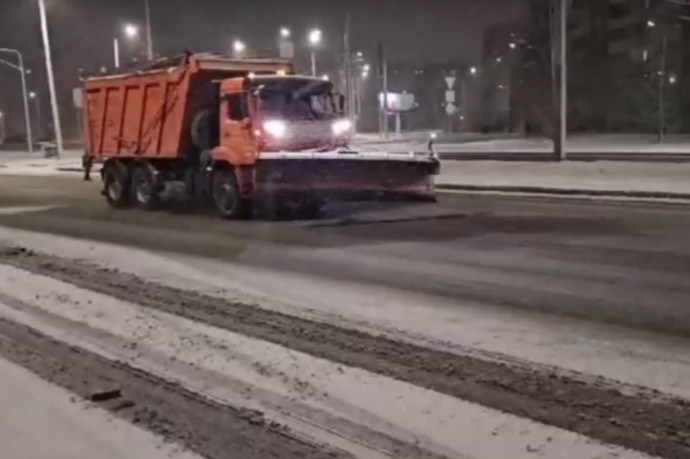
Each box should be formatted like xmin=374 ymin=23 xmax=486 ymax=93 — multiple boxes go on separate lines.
xmin=83 ymin=54 xmax=293 ymax=160
xmin=82 ymin=53 xmax=439 ymax=217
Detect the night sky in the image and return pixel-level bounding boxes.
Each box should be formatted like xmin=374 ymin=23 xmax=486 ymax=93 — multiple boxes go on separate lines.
xmin=0 ymin=0 xmax=525 ymax=137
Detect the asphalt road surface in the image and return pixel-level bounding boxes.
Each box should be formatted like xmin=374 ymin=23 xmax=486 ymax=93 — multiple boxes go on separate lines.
xmin=1 ymin=174 xmax=690 ymax=458
xmin=1 ymin=175 xmax=689 ymax=335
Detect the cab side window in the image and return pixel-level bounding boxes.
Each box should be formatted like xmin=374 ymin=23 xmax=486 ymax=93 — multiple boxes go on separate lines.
xmin=227 ymin=94 xmax=247 ymax=121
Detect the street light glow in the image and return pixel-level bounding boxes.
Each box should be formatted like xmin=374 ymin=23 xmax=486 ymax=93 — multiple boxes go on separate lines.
xmin=308 ymin=28 xmax=323 ymax=46
xmin=280 ymin=27 xmax=291 ymax=38
xmin=29 ymin=91 xmax=37 ymax=99
xmin=363 ymin=64 xmax=371 ymax=72
xmin=509 ymin=42 xmax=517 ymax=49
xmin=647 ymin=19 xmax=656 ymax=28
xmin=233 ymin=40 xmax=246 ymax=54
xmin=669 ymin=75 xmax=677 ymax=84
xmin=321 ymin=74 xmax=330 ymax=81
xmin=469 ymin=66 xmax=478 ymax=75
xmin=124 ymin=23 xmax=139 ymax=39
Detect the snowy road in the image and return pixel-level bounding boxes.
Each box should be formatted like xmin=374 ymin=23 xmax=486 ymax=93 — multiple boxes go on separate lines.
xmin=0 ymin=175 xmax=689 ymax=458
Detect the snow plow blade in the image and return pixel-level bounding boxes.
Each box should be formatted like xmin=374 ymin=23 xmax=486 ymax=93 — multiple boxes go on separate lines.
xmin=255 ymin=150 xmax=440 ymax=200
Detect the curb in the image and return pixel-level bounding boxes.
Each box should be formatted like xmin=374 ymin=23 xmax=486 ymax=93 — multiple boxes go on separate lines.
xmin=437 ymin=184 xmax=690 ymax=201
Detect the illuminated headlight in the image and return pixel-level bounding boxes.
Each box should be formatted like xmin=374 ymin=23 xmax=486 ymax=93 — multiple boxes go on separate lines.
xmin=263 ymin=120 xmax=287 ymax=138
xmin=332 ymin=118 xmax=353 ymax=136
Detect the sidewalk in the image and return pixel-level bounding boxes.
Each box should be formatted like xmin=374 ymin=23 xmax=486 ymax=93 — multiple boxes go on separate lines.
xmin=438 ymin=160 xmax=690 ymax=199
xmin=355 ymin=133 xmax=690 ymax=161
xmin=0 ymin=150 xmax=83 ymax=176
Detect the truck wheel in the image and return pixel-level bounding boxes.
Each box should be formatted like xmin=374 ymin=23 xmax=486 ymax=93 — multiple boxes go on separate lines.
xmin=212 ymin=169 xmax=252 ymax=219
xmin=130 ymin=165 xmax=161 ymax=210
xmin=103 ymin=162 xmax=130 ymax=208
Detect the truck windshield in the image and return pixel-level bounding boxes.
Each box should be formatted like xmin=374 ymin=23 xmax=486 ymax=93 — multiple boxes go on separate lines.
xmin=257 ymin=79 xmax=339 ymax=121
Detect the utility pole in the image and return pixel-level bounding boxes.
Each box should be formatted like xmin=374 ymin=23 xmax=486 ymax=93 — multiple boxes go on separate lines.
xmin=0 ymin=112 xmax=5 ymax=145
xmin=144 ymin=0 xmax=154 ymax=61
xmin=377 ymin=43 xmax=389 ymax=139
xmin=343 ymin=14 xmax=354 ymax=127
xmin=558 ymin=0 xmax=568 ymax=161
xmin=0 ymin=49 xmax=33 ymax=153
xmin=38 ymin=0 xmax=64 ymax=157
xmin=658 ymin=33 xmax=668 ymax=143
xmin=113 ymin=38 xmax=120 ymax=68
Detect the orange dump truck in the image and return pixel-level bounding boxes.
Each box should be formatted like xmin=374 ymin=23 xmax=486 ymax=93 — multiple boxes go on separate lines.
xmin=82 ymin=53 xmax=440 ymax=218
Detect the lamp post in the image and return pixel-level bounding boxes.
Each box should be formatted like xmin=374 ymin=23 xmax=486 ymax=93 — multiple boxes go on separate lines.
xmin=114 ymin=23 xmax=140 ymax=68
xmin=0 ymin=48 xmax=33 ymax=153
xmin=29 ymin=91 xmax=42 ymax=139
xmin=37 ymin=0 xmax=64 ymax=156
xmin=278 ymin=27 xmax=294 ymax=59
xmin=144 ymin=0 xmax=154 ymax=60
xmin=308 ymin=28 xmax=322 ymax=76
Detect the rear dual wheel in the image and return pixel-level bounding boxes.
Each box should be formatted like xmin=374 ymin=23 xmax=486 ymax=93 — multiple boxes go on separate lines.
xmin=103 ymin=162 xmax=161 ymax=210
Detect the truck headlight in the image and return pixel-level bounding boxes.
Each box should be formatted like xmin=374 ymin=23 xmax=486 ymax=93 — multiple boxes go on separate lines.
xmin=263 ymin=120 xmax=287 ymax=138
xmin=332 ymin=118 xmax=352 ymax=136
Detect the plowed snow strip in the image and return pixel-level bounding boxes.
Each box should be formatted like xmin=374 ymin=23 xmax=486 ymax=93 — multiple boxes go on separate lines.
xmin=0 ymin=264 xmax=651 ymax=459
xmin=0 ymin=356 xmax=201 ymax=459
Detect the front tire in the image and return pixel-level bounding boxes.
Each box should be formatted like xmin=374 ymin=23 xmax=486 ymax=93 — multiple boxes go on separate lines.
xmin=212 ymin=168 xmax=252 ymax=219
xmin=103 ymin=162 xmax=130 ymax=209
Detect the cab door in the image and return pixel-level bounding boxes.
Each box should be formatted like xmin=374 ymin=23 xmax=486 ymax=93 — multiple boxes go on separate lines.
xmin=218 ymin=79 xmax=256 ymax=166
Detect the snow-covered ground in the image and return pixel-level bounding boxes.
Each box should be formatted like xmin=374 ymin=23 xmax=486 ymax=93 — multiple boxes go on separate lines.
xmin=355 ymin=133 xmax=690 ymax=153
xmin=0 ymin=149 xmax=83 ymax=176
xmin=0 ymin=241 xmax=657 ymax=459
xmin=0 ymin=356 xmax=199 ymax=459
xmin=439 ymin=160 xmax=690 ymax=196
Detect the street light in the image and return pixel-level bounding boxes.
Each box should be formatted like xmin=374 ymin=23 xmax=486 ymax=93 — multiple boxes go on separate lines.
xmin=124 ymin=23 xmax=139 ymax=39
xmin=280 ymin=27 xmax=291 ymax=38
xmin=0 ymin=48 xmax=33 ymax=153
xmin=469 ymin=66 xmax=478 ymax=75
xmin=647 ymin=19 xmax=656 ymax=28
xmin=37 ymin=0 xmax=64 ymax=156
xmin=114 ymin=23 xmax=140 ymax=68
xmin=308 ymin=28 xmax=322 ymax=76
xmin=233 ymin=39 xmax=246 ymax=57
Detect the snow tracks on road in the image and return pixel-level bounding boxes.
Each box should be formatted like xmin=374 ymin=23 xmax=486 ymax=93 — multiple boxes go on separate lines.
xmin=0 ymin=245 xmax=679 ymax=459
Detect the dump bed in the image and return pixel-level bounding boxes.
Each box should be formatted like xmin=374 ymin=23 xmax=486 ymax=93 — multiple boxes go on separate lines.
xmin=83 ymin=54 xmax=293 ymax=161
